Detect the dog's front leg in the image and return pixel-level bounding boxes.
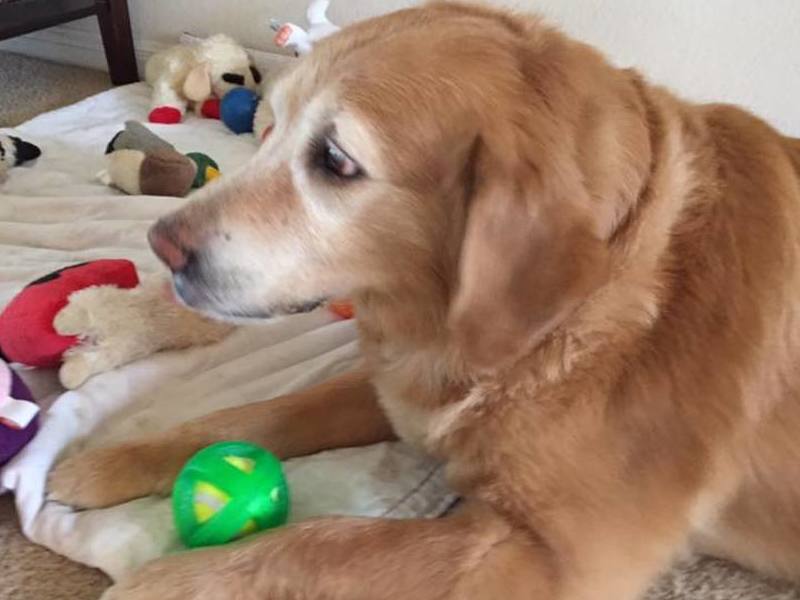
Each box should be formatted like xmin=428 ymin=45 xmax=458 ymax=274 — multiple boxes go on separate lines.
xmin=49 ymin=370 xmax=393 ymax=508
xmin=101 ymin=501 xmax=553 ymax=600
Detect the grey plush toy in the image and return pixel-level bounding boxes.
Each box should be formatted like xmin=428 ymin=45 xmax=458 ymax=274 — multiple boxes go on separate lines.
xmin=0 ymin=134 xmax=41 ymax=182
xmin=105 ymin=120 xmax=175 ymax=154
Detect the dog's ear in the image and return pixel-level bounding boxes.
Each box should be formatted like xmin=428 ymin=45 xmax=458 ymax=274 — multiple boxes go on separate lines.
xmin=183 ymin=64 xmax=212 ymax=102
xmin=449 ymin=141 xmax=610 ymax=370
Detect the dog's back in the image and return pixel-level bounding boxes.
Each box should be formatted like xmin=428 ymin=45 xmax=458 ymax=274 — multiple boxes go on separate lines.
xmin=651 ymin=100 xmax=800 ymax=579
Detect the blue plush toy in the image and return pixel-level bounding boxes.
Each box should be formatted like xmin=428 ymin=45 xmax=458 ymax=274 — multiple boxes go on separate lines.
xmin=221 ymin=88 xmax=260 ymax=134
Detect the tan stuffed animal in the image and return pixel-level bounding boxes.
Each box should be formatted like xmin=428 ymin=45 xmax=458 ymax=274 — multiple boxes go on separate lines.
xmin=144 ymin=34 xmax=262 ymax=124
xmin=55 ymin=274 xmax=233 ymax=389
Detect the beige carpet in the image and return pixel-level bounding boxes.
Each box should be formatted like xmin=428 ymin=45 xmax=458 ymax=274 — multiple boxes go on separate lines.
xmin=0 ymin=496 xmax=109 ymax=600
xmin=0 ymin=51 xmax=111 ymax=127
xmin=1 ymin=51 xmax=800 ymax=600
xmin=648 ymin=557 xmax=800 ymax=599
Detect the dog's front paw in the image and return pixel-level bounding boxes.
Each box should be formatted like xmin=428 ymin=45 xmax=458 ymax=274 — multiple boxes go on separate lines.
xmin=48 ymin=442 xmax=168 ymax=508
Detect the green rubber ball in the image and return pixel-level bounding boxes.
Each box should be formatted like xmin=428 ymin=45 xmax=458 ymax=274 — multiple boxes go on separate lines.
xmin=172 ymin=441 xmax=290 ymax=548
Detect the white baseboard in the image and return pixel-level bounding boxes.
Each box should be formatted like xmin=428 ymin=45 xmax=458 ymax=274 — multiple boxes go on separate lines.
xmin=0 ymin=24 xmax=293 ymax=77
xmin=0 ymin=22 xmax=168 ymax=74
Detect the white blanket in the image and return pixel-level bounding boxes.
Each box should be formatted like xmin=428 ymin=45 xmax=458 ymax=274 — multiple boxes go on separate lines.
xmin=0 ymin=84 xmax=454 ymax=581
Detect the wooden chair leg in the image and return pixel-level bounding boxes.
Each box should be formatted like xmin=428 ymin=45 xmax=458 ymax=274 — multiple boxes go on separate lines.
xmin=95 ymin=0 xmax=139 ymax=85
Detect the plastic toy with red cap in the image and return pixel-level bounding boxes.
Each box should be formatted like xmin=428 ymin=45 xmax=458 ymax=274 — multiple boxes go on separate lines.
xmin=270 ymin=0 xmax=340 ymax=56
xmin=254 ymin=1 xmax=341 ymax=141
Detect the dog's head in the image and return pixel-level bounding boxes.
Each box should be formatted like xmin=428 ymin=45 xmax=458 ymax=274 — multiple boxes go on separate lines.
xmin=151 ymin=3 xmax=650 ymax=368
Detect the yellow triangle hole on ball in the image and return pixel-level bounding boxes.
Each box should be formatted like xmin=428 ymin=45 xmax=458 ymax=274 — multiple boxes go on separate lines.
xmin=193 ymin=481 xmax=231 ymax=524
xmin=239 ymin=519 xmax=258 ymax=537
xmin=223 ymin=455 xmax=255 ymax=473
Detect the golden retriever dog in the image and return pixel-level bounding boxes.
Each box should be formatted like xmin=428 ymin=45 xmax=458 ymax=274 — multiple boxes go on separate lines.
xmin=48 ymin=2 xmax=800 ymax=599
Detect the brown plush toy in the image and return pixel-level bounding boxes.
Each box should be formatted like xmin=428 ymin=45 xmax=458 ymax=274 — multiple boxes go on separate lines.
xmin=99 ymin=121 xmax=220 ymax=197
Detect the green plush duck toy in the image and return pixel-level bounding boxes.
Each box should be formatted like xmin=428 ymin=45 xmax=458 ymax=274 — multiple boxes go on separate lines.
xmin=185 ymin=152 xmax=221 ymax=189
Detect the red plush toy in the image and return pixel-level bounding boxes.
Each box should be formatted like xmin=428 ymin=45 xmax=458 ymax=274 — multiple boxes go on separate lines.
xmin=0 ymin=260 xmax=139 ymax=368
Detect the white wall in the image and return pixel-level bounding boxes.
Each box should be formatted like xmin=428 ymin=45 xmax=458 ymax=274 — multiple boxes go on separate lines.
xmin=2 ymin=1 xmax=799 ymax=135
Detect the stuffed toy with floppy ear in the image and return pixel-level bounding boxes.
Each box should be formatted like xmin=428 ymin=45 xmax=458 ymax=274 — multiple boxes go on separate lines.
xmin=183 ymin=63 xmax=213 ymax=103
xmin=144 ymin=34 xmax=263 ymax=125
xmin=0 ymin=134 xmax=41 ymax=183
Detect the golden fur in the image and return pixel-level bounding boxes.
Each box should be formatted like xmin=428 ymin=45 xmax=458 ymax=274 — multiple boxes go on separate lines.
xmin=49 ymin=3 xmax=800 ymax=598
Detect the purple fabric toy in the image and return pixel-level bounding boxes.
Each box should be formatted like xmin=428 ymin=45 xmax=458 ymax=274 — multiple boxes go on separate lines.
xmin=0 ymin=359 xmax=39 ymax=466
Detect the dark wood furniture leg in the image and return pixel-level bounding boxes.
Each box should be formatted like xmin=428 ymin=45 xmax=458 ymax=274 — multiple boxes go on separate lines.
xmin=95 ymin=0 xmax=139 ymax=85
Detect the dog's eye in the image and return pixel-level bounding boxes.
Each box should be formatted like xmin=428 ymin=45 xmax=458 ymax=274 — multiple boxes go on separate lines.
xmin=315 ymin=137 xmax=362 ymax=180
